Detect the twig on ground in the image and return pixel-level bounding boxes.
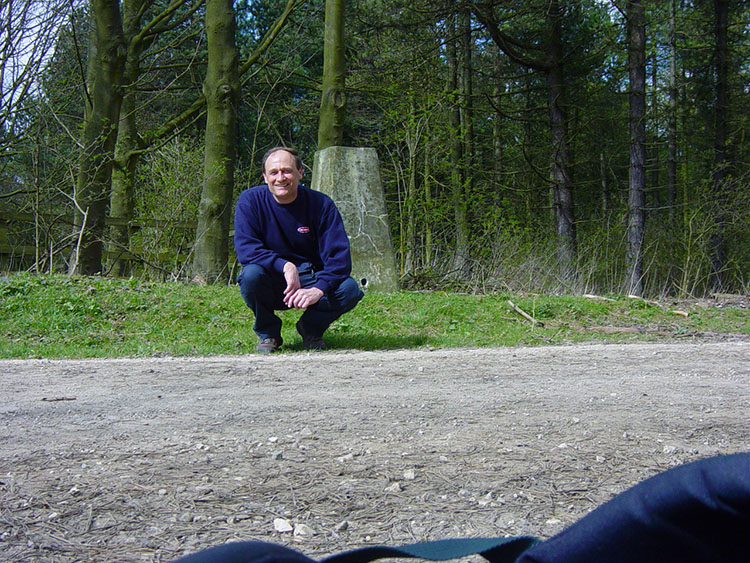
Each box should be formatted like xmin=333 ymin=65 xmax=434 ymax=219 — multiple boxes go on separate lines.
xmin=508 ymin=300 xmax=544 ymax=327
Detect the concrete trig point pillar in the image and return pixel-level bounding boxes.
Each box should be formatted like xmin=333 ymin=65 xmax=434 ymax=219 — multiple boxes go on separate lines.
xmin=312 ymin=146 xmax=399 ymax=293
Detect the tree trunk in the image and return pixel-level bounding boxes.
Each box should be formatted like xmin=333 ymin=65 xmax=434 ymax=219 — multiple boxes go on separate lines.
xmin=317 ymin=0 xmax=346 ymax=150
xmin=446 ymin=10 xmax=466 ymax=272
xmin=649 ymin=48 xmax=659 ymax=195
xmin=453 ymin=8 xmax=471 ymax=273
xmin=545 ymin=2 xmax=576 ymax=283
xmin=403 ymin=96 xmax=418 ymax=273
xmin=423 ymin=141 xmax=433 ymax=266
xmin=459 ymin=6 xmax=474 ymax=209
xmin=109 ymin=0 xmax=148 ymax=277
xmin=667 ymin=0 xmax=677 ymax=219
xmin=626 ymin=0 xmax=646 ymax=296
xmin=68 ymin=0 xmax=126 ymax=275
xmin=709 ymin=0 xmax=729 ymax=292
xmin=664 ymin=0 xmax=679 ymax=290
xmin=492 ymin=44 xmax=504 ymax=194
xmin=191 ymin=0 xmax=239 ymax=284
xmin=405 ymin=141 xmax=417 ymax=273
xmin=600 ymin=152 xmax=610 ymax=215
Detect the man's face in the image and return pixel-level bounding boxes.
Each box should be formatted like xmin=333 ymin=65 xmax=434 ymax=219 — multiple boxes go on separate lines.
xmin=263 ymin=150 xmax=303 ymax=204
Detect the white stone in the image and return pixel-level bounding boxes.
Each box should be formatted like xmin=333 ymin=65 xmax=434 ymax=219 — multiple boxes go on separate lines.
xmin=274 ymin=518 xmax=293 ymax=533
xmin=294 ymin=523 xmax=315 ymax=537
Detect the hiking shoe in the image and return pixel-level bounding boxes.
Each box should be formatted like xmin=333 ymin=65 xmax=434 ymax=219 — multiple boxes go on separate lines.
xmin=296 ymin=320 xmax=326 ymax=350
xmin=256 ymin=337 xmax=282 ymax=354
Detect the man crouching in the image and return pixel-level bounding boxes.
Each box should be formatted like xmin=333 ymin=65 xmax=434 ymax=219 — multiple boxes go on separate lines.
xmin=234 ymin=147 xmax=364 ymax=353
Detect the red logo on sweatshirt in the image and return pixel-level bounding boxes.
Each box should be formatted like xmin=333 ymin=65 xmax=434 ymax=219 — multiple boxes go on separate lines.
xmin=297 ymin=226 xmax=310 ymax=234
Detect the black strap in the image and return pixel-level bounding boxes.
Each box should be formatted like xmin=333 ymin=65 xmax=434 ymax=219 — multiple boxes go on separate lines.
xmin=320 ymin=536 xmax=541 ymax=563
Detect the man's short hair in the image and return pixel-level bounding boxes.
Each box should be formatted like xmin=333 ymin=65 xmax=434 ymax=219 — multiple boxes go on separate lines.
xmin=262 ymin=147 xmax=303 ymax=173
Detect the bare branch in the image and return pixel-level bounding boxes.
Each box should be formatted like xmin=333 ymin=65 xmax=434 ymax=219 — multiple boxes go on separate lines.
xmin=0 ymin=0 xmax=72 ymax=146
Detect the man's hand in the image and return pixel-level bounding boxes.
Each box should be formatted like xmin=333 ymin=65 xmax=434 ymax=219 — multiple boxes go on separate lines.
xmin=282 ymin=261 xmax=324 ymax=309
xmin=284 ymin=287 xmax=324 ymax=309
xmin=282 ymin=261 xmax=301 ymax=296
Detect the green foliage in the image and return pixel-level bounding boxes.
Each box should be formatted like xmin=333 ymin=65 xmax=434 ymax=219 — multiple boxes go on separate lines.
xmin=126 ymin=140 xmax=204 ymax=279
xmin=2 ymin=0 xmax=749 ymax=294
xmin=235 ymin=0 xmax=326 ymax=169
xmin=1 ymin=274 xmax=747 ymax=359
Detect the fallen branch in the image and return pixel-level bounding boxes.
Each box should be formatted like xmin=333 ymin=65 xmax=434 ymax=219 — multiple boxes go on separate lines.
xmin=508 ymin=300 xmax=544 ymax=327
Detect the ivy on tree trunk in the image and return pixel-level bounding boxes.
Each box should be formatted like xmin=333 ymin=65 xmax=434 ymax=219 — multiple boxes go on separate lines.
xmin=69 ymin=0 xmax=126 ymax=276
xmin=192 ymin=0 xmax=239 ymax=284
xmin=317 ymin=0 xmax=346 ymax=150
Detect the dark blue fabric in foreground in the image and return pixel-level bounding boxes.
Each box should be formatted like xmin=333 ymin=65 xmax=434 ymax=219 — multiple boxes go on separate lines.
xmin=518 ymin=452 xmax=750 ymax=562
xmin=173 ymin=453 xmax=750 ymax=563
xmin=174 ymin=541 xmax=317 ymax=563
xmin=320 ymin=536 xmax=540 ymax=563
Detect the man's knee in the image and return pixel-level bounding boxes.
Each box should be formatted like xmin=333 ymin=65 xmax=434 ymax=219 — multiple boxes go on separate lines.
xmin=337 ymin=277 xmax=365 ymax=309
xmin=237 ymin=265 xmax=275 ymax=308
xmin=237 ymin=264 xmax=268 ymax=291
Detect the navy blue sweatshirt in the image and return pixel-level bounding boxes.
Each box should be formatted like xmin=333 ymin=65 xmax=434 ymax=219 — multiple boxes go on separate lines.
xmin=233 ymin=185 xmax=352 ymax=294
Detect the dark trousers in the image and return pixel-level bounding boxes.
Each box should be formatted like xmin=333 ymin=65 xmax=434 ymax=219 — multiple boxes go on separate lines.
xmin=237 ymin=263 xmax=363 ymax=340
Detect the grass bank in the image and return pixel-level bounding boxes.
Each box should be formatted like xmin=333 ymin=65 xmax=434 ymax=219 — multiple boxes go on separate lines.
xmin=1 ymin=273 xmax=748 ymax=359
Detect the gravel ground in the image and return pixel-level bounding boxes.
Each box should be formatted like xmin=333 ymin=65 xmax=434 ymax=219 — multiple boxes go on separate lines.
xmin=1 ymin=342 xmax=749 ymax=562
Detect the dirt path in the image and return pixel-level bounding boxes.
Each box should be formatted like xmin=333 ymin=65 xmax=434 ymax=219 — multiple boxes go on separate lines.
xmin=1 ymin=342 xmax=749 ymax=562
